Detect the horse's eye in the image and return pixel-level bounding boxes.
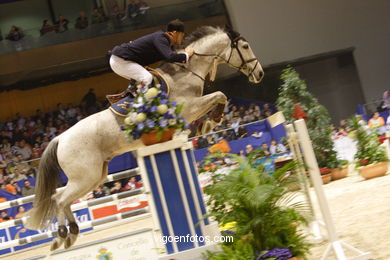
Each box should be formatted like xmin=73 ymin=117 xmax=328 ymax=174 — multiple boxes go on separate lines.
xmin=242 ymin=44 xmax=249 ymax=49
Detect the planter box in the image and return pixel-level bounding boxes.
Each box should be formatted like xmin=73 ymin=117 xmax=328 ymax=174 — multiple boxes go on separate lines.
xmin=321 ymin=174 xmax=332 ymax=184
xmin=359 ymin=161 xmax=388 ymax=180
xmin=331 ymin=167 xmax=348 ymax=180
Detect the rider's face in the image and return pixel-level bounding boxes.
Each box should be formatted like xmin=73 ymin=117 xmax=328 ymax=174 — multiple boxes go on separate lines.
xmin=173 ymin=32 xmax=184 ymax=45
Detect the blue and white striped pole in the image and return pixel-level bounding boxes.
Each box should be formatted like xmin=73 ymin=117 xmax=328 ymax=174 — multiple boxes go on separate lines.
xmin=136 ymin=138 xmax=219 ymax=256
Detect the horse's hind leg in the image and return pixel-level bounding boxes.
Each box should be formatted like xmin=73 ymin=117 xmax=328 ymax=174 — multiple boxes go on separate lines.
xmin=50 ymin=189 xmax=67 ymax=251
xmin=62 ymin=161 xmax=109 ymax=249
xmin=50 ymin=163 xmax=103 ymax=250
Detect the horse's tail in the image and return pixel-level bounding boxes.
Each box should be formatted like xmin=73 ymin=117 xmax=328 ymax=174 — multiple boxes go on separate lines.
xmin=26 ymin=138 xmax=60 ymax=230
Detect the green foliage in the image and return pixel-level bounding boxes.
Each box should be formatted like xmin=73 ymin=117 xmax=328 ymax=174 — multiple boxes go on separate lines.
xmin=276 ymin=66 xmax=339 ymax=168
xmin=204 ymin=239 xmax=255 ymax=260
xmin=204 ymin=154 xmax=311 ymax=258
xmin=348 ymin=117 xmax=388 ymax=166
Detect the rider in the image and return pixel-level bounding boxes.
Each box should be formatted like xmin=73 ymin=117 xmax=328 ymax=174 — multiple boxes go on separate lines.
xmin=107 ymin=19 xmax=194 ymax=103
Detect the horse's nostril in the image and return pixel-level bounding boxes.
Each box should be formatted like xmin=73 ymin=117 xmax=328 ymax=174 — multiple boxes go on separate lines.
xmin=259 ymin=70 xmax=264 ymax=79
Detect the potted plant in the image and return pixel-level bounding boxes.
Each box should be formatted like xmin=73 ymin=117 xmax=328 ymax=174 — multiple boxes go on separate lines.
xmin=349 ymin=116 xmax=388 ymax=179
xmin=330 ymin=159 xmax=349 ymax=180
xmin=122 ymin=85 xmax=188 ymax=145
xmin=203 ymin=154 xmax=311 ymax=259
xmin=319 ymin=167 xmax=332 ymax=184
xmin=277 ymin=67 xmax=341 ymax=175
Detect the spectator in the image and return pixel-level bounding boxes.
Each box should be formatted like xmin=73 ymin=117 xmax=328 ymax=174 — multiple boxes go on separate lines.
xmin=40 ymin=20 xmax=54 ymax=35
xmin=5 ymin=179 xmax=17 ymax=195
xmin=92 ymin=8 xmax=105 ymax=24
xmin=111 ymin=5 xmax=125 ymax=20
xmin=19 ymin=139 xmax=32 ymax=160
xmin=92 ymin=185 xmax=107 ymax=198
xmin=13 ymin=169 xmax=27 ymax=182
xmin=15 ymin=154 xmax=31 ymax=173
xmin=269 ymin=139 xmax=287 ymax=155
xmin=260 ymin=142 xmax=270 ymax=156
xmin=6 ymin=26 xmax=24 ymax=41
xmin=13 ymin=182 xmax=22 ymax=195
xmin=110 ymin=181 xmax=122 ymax=194
xmin=55 ymin=15 xmax=69 ymax=33
xmin=368 ymin=112 xmax=385 ymax=129
xmin=21 ymin=180 xmax=35 ymax=196
xmin=81 ymin=88 xmax=98 ymax=115
xmin=123 ymin=176 xmax=142 ymax=190
xmin=138 ymin=0 xmax=150 ymax=15
xmin=75 ymin=11 xmax=89 ymax=29
xmin=245 ymin=144 xmax=254 ymax=155
xmin=15 ymin=206 xmax=25 ymax=219
xmin=231 ymin=117 xmax=240 ymax=135
xmin=127 ymin=0 xmax=140 ymax=18
xmin=262 ymin=103 xmax=273 ymax=117
xmin=0 ymin=210 xmax=12 ymax=222
xmin=237 ymin=126 xmax=248 ymax=139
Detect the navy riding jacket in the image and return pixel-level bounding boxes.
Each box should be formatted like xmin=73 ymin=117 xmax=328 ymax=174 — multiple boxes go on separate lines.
xmin=111 ymin=30 xmax=187 ymax=66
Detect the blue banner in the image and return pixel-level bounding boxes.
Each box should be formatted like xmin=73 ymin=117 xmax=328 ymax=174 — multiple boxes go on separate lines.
xmin=0 ymin=208 xmax=92 ymax=254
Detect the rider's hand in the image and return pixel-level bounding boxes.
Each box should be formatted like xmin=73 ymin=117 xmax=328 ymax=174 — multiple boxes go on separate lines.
xmin=185 ymin=47 xmax=194 ymax=57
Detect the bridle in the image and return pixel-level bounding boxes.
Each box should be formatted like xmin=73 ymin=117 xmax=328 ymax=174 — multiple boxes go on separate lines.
xmin=173 ymin=35 xmax=259 ymax=82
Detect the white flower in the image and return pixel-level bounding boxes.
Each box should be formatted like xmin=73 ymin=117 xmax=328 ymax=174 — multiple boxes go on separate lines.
xmin=136 ymin=113 xmax=146 ymax=122
xmin=168 ymin=119 xmax=177 ymax=125
xmin=157 ymin=104 xmax=168 ymax=114
xmin=124 ymin=117 xmax=132 ymax=125
xmin=145 ymin=88 xmax=158 ymax=99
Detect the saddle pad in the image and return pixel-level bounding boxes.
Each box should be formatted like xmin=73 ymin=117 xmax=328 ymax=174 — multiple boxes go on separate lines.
xmin=109 ymin=69 xmax=170 ymax=117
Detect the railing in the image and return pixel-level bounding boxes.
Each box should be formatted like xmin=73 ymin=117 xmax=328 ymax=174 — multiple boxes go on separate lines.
xmin=0 ymin=0 xmax=226 ymax=55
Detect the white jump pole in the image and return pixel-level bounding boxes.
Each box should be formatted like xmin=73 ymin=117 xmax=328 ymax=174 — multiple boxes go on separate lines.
xmin=294 ymin=119 xmax=372 ymax=260
xmin=285 ymin=123 xmax=325 ymax=243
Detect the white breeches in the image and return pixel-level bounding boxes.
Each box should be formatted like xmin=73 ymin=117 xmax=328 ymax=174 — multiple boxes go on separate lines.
xmin=109 ymin=55 xmax=153 ymax=85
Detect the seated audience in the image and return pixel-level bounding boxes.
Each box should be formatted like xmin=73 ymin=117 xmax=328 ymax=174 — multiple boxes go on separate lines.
xmin=138 ymin=0 xmax=150 ymax=15
xmin=15 ymin=206 xmax=25 ymax=219
xmin=92 ymin=8 xmax=105 ymax=24
xmin=75 ymin=11 xmax=89 ymax=30
xmin=127 ymin=0 xmax=140 ymax=18
xmin=269 ymin=139 xmax=287 ymax=155
xmin=0 ymin=210 xmax=12 ymax=222
xmin=21 ymin=180 xmax=35 ymax=196
xmin=260 ymin=142 xmax=271 ymax=156
xmin=110 ymin=181 xmax=122 ymax=194
xmin=245 ymin=144 xmax=254 ymax=155
xmin=55 ymin=15 xmax=69 ymax=33
xmin=6 ymin=26 xmax=24 ymax=41
xmin=40 ymin=20 xmax=55 ymax=35
xmin=122 ymin=176 xmax=142 ymax=191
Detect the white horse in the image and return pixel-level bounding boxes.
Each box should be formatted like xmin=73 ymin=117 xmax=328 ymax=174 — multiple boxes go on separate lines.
xmin=26 ymin=26 xmax=263 ymax=250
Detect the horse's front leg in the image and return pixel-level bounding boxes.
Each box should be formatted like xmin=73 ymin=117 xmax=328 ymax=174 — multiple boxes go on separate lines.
xmin=182 ymin=91 xmax=227 ymax=133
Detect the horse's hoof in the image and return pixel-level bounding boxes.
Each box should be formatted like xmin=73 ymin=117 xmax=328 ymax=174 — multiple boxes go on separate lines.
xmin=64 ymin=234 xmax=77 ymax=249
xmin=64 ymin=237 xmax=72 ymax=249
xmin=50 ymin=238 xmax=63 ymax=251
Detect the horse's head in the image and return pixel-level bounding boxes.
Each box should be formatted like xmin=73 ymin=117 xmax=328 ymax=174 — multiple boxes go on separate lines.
xmin=224 ymin=25 xmax=264 ymax=83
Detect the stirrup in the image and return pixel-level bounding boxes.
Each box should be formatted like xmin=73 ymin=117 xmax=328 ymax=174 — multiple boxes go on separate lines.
xmin=106 ymin=87 xmax=135 ymax=104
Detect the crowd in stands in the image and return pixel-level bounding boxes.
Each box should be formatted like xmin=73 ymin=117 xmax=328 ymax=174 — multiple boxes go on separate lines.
xmin=191 ymin=101 xmax=275 ymax=149
xmin=0 ymin=89 xmax=107 ymax=199
xmin=2 ymin=1 xmax=150 ymax=41
xmin=332 ymin=110 xmax=390 ymax=140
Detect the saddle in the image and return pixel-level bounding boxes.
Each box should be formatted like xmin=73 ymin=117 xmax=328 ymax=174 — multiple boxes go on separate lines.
xmin=108 ymin=68 xmax=170 ymax=117
xmin=106 ymin=67 xmax=170 ymax=104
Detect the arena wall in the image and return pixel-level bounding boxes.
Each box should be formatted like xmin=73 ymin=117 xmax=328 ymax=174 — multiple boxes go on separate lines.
xmin=224 ymin=0 xmax=389 ymax=103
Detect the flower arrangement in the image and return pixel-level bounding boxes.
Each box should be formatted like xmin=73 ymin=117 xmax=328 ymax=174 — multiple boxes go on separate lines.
xmin=122 ymin=85 xmax=188 ymax=142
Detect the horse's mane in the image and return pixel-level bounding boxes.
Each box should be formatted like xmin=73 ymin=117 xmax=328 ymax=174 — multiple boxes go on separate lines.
xmin=182 ymin=26 xmax=224 ymax=47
